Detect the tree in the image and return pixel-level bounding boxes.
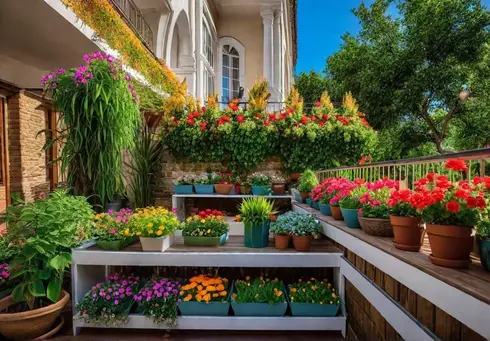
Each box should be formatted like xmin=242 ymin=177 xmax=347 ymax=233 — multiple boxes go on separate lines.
xmin=326 ymin=0 xmax=490 ymax=154
xmin=295 ymin=70 xmax=341 ymax=108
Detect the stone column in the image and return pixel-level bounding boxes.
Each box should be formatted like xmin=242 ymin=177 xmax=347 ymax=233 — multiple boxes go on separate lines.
xmin=261 ymin=6 xmax=274 ymax=87
xmin=195 ymin=0 xmax=203 ymax=100
xmin=273 ymin=6 xmax=282 ymax=99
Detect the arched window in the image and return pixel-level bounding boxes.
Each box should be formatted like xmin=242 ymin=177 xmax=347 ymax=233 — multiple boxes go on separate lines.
xmin=218 ymin=37 xmax=245 ymax=104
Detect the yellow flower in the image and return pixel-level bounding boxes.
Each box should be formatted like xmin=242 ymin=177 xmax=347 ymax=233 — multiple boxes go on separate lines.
xmin=179 ymin=291 xmax=185 ymax=296
xmin=203 ymin=294 xmax=211 ymax=302
xmin=147 ymin=223 xmax=153 ymax=228
xmin=148 ymin=230 xmax=154 ymax=235
xmin=291 ymin=296 xmax=294 ymax=301
xmin=290 ymin=288 xmax=297 ymax=293
xmin=207 ymin=229 xmax=211 ymax=233
xmin=220 ymin=291 xmax=227 ymax=296
xmin=136 ymin=232 xmax=141 ymax=236
xmin=332 ymin=293 xmax=337 ymax=298
xmin=273 ymin=288 xmax=278 ymax=292
xmin=235 ymin=215 xmax=241 ymax=222
xmin=159 ymin=225 xmax=165 ymax=231
xmin=255 ymin=293 xmax=259 ymax=297
xmin=196 ymin=294 xmax=202 ymax=302
xmin=197 ymin=285 xmax=203 ymax=291
xmin=275 ymin=291 xmax=283 ymax=297
xmin=307 ymin=281 xmax=311 ymax=284
xmin=184 ymin=294 xmax=192 ymax=302
xmin=330 ymin=301 xmax=333 ymax=304
xmin=189 ymin=282 xmax=197 ymax=289
xmin=213 ymin=293 xmax=219 ymax=298
xmin=156 ymin=230 xmax=163 ymax=236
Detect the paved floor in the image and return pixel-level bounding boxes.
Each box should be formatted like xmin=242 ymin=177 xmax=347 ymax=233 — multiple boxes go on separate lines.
xmin=53 ymin=330 xmax=347 ymax=341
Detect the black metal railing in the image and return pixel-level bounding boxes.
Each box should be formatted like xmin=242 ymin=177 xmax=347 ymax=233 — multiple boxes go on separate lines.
xmin=109 ymin=0 xmax=154 ymax=52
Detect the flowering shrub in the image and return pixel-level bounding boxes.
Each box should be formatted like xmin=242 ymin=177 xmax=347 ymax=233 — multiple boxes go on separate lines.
xmin=135 ymin=279 xmax=181 ymax=326
xmin=93 ymin=209 xmax=132 ymax=241
xmin=272 ymin=212 xmax=321 ymax=237
xmin=129 ymin=206 xmax=179 ymax=238
xmin=232 ymin=276 xmax=285 ymax=305
xmin=358 ymin=179 xmax=398 ymax=219
xmin=248 ymin=173 xmax=272 ymax=186
xmin=182 ymin=210 xmax=229 ymax=237
xmin=388 ymin=189 xmax=420 ymax=217
xmin=77 ymin=274 xmax=141 ymax=326
xmin=288 ymin=278 xmax=340 ymax=305
xmin=413 ymin=160 xmax=487 ymax=227
xmin=42 ymin=52 xmax=140 ymax=205
xmin=180 ymin=275 xmax=229 ymax=303
xmin=311 ymin=178 xmax=338 ymax=203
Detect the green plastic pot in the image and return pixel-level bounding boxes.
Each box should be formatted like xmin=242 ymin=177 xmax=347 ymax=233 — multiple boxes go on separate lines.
xmin=289 ymin=302 xmax=340 ymax=317
xmin=477 ymin=236 xmax=490 ymax=272
xmin=96 ymin=238 xmax=133 ymax=250
xmin=306 ymin=198 xmax=312 ymax=206
xmin=312 ymin=201 xmax=320 ymax=209
xmin=183 ymin=233 xmax=228 ymax=246
xmin=244 ymin=221 xmax=270 ymax=248
xmin=340 ymin=207 xmax=361 ymax=228
xmin=231 ymin=301 xmax=287 ymax=316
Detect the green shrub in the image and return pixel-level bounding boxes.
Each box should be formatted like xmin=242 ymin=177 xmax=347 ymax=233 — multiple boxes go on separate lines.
xmin=297 ymin=169 xmax=318 ymax=193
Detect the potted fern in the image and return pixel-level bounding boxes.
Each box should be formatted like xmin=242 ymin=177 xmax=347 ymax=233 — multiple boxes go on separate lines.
xmin=238 ymin=197 xmax=276 ymax=248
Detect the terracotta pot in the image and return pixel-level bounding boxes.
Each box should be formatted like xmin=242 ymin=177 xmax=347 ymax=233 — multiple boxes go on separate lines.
xmin=0 ymin=290 xmax=70 ymax=340
xmin=359 ymin=217 xmax=393 ymax=237
xmin=330 ymin=205 xmax=343 ymax=220
xmin=290 ymin=173 xmax=301 ymax=181
xmin=292 ymin=235 xmax=313 ymax=251
xmin=274 ymin=234 xmax=291 ymax=249
xmin=390 ymin=215 xmax=424 ymax=252
xmin=272 ymin=183 xmax=286 ymax=195
xmin=299 ymin=192 xmax=309 ymax=201
xmin=214 ymin=184 xmax=233 ymax=195
xmin=426 ymin=224 xmax=473 ymax=268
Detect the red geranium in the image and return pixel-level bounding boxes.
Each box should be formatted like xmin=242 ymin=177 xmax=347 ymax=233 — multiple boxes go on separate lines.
xmin=445 ymin=159 xmax=468 ymax=172
xmin=446 ymin=201 xmax=460 ymax=213
xmin=236 ymin=115 xmax=245 ymax=123
xmin=200 ymin=122 xmax=207 ymax=131
xmin=186 ymin=118 xmax=195 ymax=125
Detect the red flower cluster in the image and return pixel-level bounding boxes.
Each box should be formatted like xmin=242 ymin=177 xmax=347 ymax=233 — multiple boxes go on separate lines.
xmin=217 ymin=115 xmax=231 ymax=125
xmin=335 ymin=115 xmax=351 ymax=126
xmin=359 ymin=155 xmax=372 ymax=165
xmin=445 ymin=159 xmax=468 ymax=172
xmin=198 ymin=209 xmax=224 ymax=219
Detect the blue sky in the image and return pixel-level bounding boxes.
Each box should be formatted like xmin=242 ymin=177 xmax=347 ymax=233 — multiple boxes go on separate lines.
xmin=295 ymin=0 xmax=490 ymax=74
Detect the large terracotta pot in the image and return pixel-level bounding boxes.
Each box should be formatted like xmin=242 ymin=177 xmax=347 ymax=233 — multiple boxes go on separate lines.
xmin=299 ymin=192 xmax=309 ymax=201
xmin=426 ymin=224 xmax=473 ymax=268
xmin=274 ymin=234 xmax=291 ymax=250
xmin=390 ymin=215 xmax=424 ymax=251
xmin=272 ymin=183 xmax=286 ymax=195
xmin=0 ymin=290 xmax=70 ymax=340
xmin=214 ymin=184 xmax=233 ymax=195
xmin=359 ymin=217 xmax=393 ymax=237
xmin=330 ymin=205 xmax=343 ymax=220
xmin=292 ymin=235 xmax=313 ymax=251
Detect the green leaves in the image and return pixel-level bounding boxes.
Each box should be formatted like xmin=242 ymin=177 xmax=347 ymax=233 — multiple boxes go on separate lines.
xmin=47 ymin=277 xmax=62 ymax=303
xmin=28 ymin=280 xmax=46 ymax=297
xmin=50 ymin=253 xmax=71 ymax=271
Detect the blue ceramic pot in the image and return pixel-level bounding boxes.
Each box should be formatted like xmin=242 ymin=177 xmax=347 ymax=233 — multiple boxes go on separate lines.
xmin=179 ymin=283 xmax=232 ymax=316
xmin=289 ymin=302 xmax=340 ymax=317
xmin=478 ymin=236 xmax=490 ymax=272
xmin=319 ymin=203 xmax=332 ymax=216
xmin=174 ymin=184 xmax=193 ymax=194
xmin=251 ymin=186 xmax=269 ymax=196
xmin=312 ymin=201 xmax=320 ymax=210
xmin=244 ymin=222 xmax=270 ymax=248
xmin=306 ymin=198 xmax=312 ymax=206
xmin=231 ymin=301 xmax=287 ymax=316
xmin=294 ymin=192 xmax=303 ymax=202
xmin=340 ymin=207 xmax=361 ymax=228
xmin=194 ymin=184 xmax=214 ymax=194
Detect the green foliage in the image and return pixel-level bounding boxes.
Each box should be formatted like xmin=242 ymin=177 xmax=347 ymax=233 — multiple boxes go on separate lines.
xmin=270 ymin=211 xmax=321 ymax=237
xmin=238 ymin=197 xmax=276 ymax=226
xmin=389 ymin=202 xmax=418 ymax=218
xmin=233 ymin=277 xmax=285 ymax=305
xmin=295 ymin=71 xmax=341 ymax=105
xmin=360 ymin=204 xmax=390 ymax=219
xmin=126 ymin=126 xmax=165 ymax=208
xmin=326 ymin=0 xmax=490 ymax=153
xmin=4 ymin=190 xmax=94 ymax=309
xmin=133 ymin=82 xmax=165 ymax=112
xmin=477 ymin=219 xmax=490 ymax=238
xmin=339 ymin=187 xmax=367 ymax=209
xmin=297 ymin=170 xmax=318 ymax=193
xmin=44 ymin=54 xmax=141 ymax=207
xmin=288 ymin=278 xmax=340 ymax=305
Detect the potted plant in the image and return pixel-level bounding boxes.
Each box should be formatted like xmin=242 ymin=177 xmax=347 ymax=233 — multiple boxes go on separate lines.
xmin=269 ymin=214 xmax=292 ymax=249
xmin=77 ymin=274 xmax=141 ymax=326
xmin=339 ymin=186 xmax=367 ymax=229
xmin=0 ymin=190 xmax=93 ymax=340
xmin=297 ymin=169 xmax=318 ymax=202
xmin=231 ymin=276 xmax=287 ymax=316
xmin=193 ymin=172 xmax=217 ymax=194
xmin=327 ymin=177 xmax=357 ymax=220
xmin=135 ymin=278 xmax=181 ymax=326
xmin=239 ymin=179 xmax=251 ymax=195
xmin=388 ymin=189 xmax=424 ymax=251
xmin=214 ymin=172 xmax=234 ymax=195
xmin=173 ymin=173 xmax=195 ymax=194
xmin=182 ymin=209 xmax=229 ymax=246
xmin=358 ymin=179 xmax=397 ymax=237
xmin=288 ymin=278 xmax=340 ymax=317
xmin=238 ymin=197 xmax=276 ymax=248
xmin=129 ymin=206 xmax=180 ymax=252
xmin=248 ymin=173 xmax=272 ymax=196
xmin=271 ymin=173 xmax=287 ymax=195
xmin=93 ymin=208 xmax=134 ymax=250
xmin=286 ymin=212 xmax=322 ymax=251
xmin=476 ymin=219 xmax=490 ymax=272
xmin=178 ymin=275 xmax=230 ymax=316
xmin=415 ymin=160 xmax=486 ymax=268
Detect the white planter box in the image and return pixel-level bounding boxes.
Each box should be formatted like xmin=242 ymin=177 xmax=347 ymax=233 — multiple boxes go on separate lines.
xmin=139 ymin=235 xmax=173 ymax=252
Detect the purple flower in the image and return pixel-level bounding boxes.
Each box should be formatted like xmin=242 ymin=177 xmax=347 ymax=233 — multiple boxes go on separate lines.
xmin=92 ymin=294 xmax=97 ymax=298
xmin=119 ymin=288 xmax=124 ymax=293
xmin=108 ymin=288 xmax=113 ymax=293
xmin=92 ymin=286 xmax=96 ymax=291
xmin=83 ymin=54 xmax=91 ymax=63
xmin=125 ymin=74 xmax=131 ymax=81
xmin=56 ymin=68 xmax=65 ymax=75
xmin=108 ymin=209 xmax=114 ymax=215
xmin=163 ymin=292 xmax=169 ymax=297
xmin=114 ymin=299 xmax=119 ymax=305
xmin=172 ymin=289 xmax=178 ymax=295
xmin=105 ymin=295 xmax=111 ymax=300
xmin=119 ymin=294 xmax=125 ymax=299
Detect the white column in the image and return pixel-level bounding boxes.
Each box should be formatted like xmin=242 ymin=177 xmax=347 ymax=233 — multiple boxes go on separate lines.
xmin=273 ymin=6 xmax=281 ymax=98
xmin=261 ymin=6 xmax=274 ymax=87
xmin=195 ymin=0 xmax=203 ymax=100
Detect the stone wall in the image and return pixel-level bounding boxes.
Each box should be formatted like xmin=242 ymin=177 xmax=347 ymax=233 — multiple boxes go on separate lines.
xmin=7 ymin=91 xmax=50 ymax=202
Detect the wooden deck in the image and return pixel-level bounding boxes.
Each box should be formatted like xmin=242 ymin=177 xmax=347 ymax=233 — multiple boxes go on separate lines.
xmin=86 ymin=235 xmax=342 ymax=254
xmin=294 ymin=202 xmax=490 ymax=306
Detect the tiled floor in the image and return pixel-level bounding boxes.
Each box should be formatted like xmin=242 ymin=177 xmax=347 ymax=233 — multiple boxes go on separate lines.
xmin=53 ymin=330 xmax=346 ymax=341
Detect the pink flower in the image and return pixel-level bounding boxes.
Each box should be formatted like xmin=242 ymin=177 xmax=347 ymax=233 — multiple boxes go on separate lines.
xmin=114 ymin=299 xmax=119 ymax=305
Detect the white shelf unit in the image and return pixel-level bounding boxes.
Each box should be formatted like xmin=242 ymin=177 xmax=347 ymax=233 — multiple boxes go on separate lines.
xmin=71 ymin=241 xmax=347 ymax=336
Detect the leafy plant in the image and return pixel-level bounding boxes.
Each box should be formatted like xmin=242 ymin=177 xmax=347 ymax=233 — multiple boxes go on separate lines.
xmin=388 ymin=189 xmax=420 ymax=217
xmin=339 ymin=186 xmax=367 ymax=209
xmin=42 ymin=52 xmax=141 ymax=208
xmin=274 ymin=212 xmax=321 ymax=237
xmin=297 ymin=169 xmax=318 ymax=193
xmin=232 ymin=276 xmax=285 ymax=305
xmin=194 ymin=173 xmax=219 ymax=185
xmin=477 ymin=219 xmax=490 ymax=238
xmin=269 ymin=218 xmax=291 ymax=236
xmin=135 ymin=279 xmax=180 ymax=326
xmin=128 ymin=206 xmax=179 ymax=238
xmin=238 ymin=197 xmax=276 ymax=226
xmin=288 ymin=278 xmax=340 ymax=305
xmin=248 ymin=173 xmax=272 ymax=187
xmin=4 ymin=190 xmax=94 ymax=310
xmin=180 ymin=274 xmax=229 ymax=303
xmin=126 ymin=125 xmax=165 ymax=208
xmin=359 ymin=179 xmax=397 ymax=219
xmin=181 ymin=210 xmax=229 ymax=237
